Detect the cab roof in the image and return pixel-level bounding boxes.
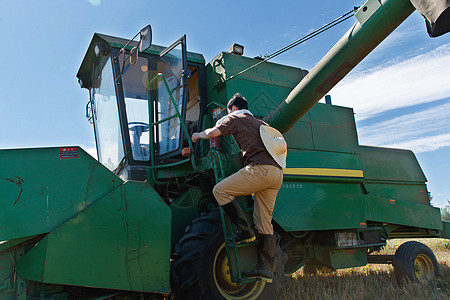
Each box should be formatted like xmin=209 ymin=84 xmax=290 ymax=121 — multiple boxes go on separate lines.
xmin=77 ymin=33 xmax=205 ymax=89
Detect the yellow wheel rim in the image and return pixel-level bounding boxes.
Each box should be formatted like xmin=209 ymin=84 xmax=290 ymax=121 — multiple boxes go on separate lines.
xmin=219 ymin=253 xmax=238 ymax=287
xmin=212 ymin=243 xmax=266 ymax=300
xmin=414 ymin=254 xmax=435 ymax=282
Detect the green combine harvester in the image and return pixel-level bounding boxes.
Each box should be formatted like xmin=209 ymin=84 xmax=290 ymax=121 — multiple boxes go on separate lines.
xmin=1 ymin=0 xmax=449 ymax=299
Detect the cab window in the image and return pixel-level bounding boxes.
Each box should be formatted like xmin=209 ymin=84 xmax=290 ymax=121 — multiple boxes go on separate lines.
xmin=92 ymin=57 xmax=125 ymax=171
xmin=121 ymin=55 xmax=151 ymax=161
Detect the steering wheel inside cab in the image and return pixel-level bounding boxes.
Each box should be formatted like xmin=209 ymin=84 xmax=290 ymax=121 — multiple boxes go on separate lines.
xmin=128 ymin=122 xmax=150 ymax=160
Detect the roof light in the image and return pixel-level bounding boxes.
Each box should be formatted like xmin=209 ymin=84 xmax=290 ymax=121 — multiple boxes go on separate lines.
xmin=229 ymin=43 xmax=244 ymax=55
xmin=94 ymin=43 xmax=108 ymax=57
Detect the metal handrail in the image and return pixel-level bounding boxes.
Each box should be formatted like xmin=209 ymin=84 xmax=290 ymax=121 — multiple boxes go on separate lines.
xmin=209 ymin=148 xmax=225 ymax=182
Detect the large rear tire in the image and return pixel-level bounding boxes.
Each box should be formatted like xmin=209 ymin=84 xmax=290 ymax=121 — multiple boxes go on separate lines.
xmin=171 ymin=209 xmax=286 ymax=300
xmin=392 ymin=241 xmax=439 ymax=284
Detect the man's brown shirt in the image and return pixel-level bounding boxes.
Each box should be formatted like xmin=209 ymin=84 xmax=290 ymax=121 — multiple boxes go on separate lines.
xmin=215 ymin=113 xmax=281 ymax=169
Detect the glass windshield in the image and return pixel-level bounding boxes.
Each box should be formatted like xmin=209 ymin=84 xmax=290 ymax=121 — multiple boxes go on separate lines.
xmin=92 ymin=57 xmax=125 ymax=171
xmin=152 ymin=43 xmax=185 ymax=156
xmin=121 ymin=55 xmax=150 ymax=161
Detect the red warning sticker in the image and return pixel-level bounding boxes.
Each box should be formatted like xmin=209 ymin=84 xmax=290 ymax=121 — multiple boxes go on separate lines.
xmin=60 ymin=147 xmax=79 ymax=159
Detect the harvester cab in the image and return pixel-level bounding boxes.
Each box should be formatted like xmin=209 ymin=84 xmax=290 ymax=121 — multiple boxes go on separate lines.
xmin=77 ymin=26 xmax=205 ymax=181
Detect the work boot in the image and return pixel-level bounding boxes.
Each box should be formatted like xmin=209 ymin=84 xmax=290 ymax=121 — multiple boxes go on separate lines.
xmin=221 ymin=200 xmax=256 ymax=245
xmin=242 ymin=234 xmax=276 ymax=282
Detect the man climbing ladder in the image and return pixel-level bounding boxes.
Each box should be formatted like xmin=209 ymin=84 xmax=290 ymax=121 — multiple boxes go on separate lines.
xmin=191 ymin=93 xmax=287 ymax=281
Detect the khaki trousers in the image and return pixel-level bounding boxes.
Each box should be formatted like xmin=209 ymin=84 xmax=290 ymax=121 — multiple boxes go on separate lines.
xmin=213 ymin=164 xmax=283 ymax=235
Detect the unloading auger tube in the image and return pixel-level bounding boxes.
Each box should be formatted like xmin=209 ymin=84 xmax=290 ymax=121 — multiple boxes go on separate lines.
xmin=264 ymin=0 xmax=415 ymax=133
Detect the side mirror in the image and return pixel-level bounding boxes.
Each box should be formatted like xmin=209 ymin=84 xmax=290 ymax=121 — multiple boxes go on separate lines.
xmin=114 ymin=25 xmax=152 ymax=81
xmin=138 ymin=25 xmax=152 ymax=52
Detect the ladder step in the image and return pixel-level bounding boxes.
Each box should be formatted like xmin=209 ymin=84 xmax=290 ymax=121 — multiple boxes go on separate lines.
xmin=226 ymin=240 xmax=258 ymax=248
xmin=234 ymin=277 xmax=259 ymax=284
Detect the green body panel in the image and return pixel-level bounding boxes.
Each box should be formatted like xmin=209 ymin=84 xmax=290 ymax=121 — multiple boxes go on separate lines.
xmin=358 ymin=145 xmax=441 ymax=231
xmin=274 ymin=182 xmax=365 ymax=231
xmin=283 ymin=150 xmax=364 ymax=183
xmin=360 ymin=146 xmax=427 ymax=183
xmin=286 ymin=150 xmax=363 ymax=171
xmin=16 ymin=181 xmax=171 ymax=293
xmin=442 ymin=221 xmax=450 ymax=238
xmin=283 ymin=120 xmax=315 ymax=150
xmin=284 ymin=103 xmax=359 ymax=154
xmin=329 ymin=248 xmax=367 ymax=269
xmin=364 ymin=195 xmax=442 ymax=230
xmin=308 ymin=104 xmax=359 ymax=153
xmin=14 ymin=240 xmax=46 ymax=283
xmin=311 ymin=245 xmax=367 ymax=270
xmin=0 ymin=147 xmax=121 ymax=241
xmin=364 ymin=182 xmax=429 ymax=205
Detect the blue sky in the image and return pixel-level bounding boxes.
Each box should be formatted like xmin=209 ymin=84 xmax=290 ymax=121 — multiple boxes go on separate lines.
xmin=0 ymin=0 xmax=449 ymax=208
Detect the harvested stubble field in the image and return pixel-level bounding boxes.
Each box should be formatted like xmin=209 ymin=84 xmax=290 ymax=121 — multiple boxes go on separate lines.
xmin=281 ymin=238 xmax=450 ymax=300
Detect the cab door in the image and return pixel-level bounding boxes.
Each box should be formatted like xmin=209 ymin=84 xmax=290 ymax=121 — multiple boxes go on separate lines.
xmin=149 ymin=35 xmax=189 ymax=162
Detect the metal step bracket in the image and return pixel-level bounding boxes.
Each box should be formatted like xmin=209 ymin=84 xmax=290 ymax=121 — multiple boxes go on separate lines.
xmin=219 ymin=207 xmax=258 ymax=285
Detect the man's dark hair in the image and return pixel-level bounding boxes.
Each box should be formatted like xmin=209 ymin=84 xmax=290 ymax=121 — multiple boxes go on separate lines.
xmin=227 ymin=93 xmax=248 ymax=110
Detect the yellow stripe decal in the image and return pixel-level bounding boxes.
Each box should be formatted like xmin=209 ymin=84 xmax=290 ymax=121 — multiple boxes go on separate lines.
xmin=283 ymin=168 xmax=364 ymax=178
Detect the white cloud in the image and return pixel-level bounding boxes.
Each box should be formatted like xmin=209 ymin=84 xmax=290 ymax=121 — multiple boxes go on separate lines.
xmin=358 ymin=100 xmax=450 ymax=152
xmin=331 ymin=43 xmax=450 ymax=121
xmin=88 ymin=0 xmax=101 ymax=6
xmin=329 ymin=43 xmax=450 ymax=153
xmin=360 ymin=124 xmax=450 ymax=153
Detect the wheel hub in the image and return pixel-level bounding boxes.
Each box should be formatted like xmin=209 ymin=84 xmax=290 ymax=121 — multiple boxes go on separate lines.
xmin=414 ymin=254 xmax=434 ymax=282
xmin=220 ymin=255 xmax=238 ymax=287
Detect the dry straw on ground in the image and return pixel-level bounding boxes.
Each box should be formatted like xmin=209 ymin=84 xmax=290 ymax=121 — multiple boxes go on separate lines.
xmin=282 ymin=238 xmax=450 ymax=300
